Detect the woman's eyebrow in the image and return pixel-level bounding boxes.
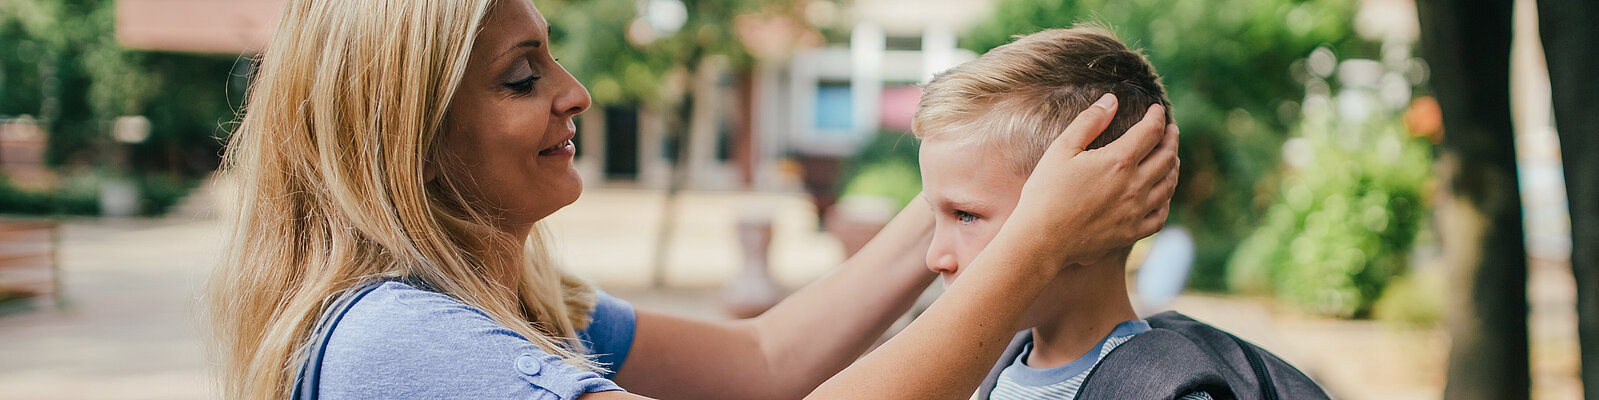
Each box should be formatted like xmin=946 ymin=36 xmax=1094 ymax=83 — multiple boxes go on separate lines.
xmin=490 ymin=39 xmax=542 ymax=64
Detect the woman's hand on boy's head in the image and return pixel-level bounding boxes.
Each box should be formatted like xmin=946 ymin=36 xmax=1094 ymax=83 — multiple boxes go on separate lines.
xmin=1006 ymin=93 xmax=1180 ymax=266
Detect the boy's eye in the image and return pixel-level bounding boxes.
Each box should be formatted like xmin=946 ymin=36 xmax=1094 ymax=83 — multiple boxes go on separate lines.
xmin=954 ymin=210 xmax=978 ymax=224
xmin=502 ymin=75 xmax=540 ymax=94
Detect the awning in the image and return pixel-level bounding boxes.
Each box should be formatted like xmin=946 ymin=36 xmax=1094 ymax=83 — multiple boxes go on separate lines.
xmin=114 ymin=0 xmax=284 ymax=54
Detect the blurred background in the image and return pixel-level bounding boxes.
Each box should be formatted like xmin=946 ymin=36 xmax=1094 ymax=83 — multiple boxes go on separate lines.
xmin=0 ymin=0 xmax=1589 ymax=398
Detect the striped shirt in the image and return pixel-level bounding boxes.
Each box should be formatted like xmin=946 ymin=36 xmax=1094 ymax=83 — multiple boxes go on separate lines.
xmin=989 ymin=320 xmax=1214 ymax=400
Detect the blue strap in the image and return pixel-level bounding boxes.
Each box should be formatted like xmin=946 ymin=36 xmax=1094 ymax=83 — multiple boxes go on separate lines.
xmin=290 ymin=278 xmax=402 ymax=400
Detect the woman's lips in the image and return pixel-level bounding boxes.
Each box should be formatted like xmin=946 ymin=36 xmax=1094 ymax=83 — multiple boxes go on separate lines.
xmin=539 ymin=139 xmax=575 ymax=157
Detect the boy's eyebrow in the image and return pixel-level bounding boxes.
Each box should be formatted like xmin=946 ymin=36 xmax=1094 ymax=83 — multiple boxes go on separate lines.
xmin=934 ymin=195 xmax=988 ymax=212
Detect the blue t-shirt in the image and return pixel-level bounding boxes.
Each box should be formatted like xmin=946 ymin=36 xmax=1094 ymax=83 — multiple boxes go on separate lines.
xmin=990 ymin=320 xmax=1151 ymax=400
xmin=317 ymin=281 xmax=636 ymax=400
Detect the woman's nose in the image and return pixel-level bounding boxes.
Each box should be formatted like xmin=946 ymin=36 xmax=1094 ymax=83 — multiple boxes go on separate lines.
xmin=553 ymin=68 xmax=591 ymax=117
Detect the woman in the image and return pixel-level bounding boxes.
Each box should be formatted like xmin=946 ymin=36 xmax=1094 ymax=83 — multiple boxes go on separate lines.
xmin=205 ymin=0 xmax=1180 ymax=399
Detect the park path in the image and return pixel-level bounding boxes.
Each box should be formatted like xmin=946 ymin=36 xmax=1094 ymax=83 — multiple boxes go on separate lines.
xmin=0 ymin=186 xmax=1579 ymax=399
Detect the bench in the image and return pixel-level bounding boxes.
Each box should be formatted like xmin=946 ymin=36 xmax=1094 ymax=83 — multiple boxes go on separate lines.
xmin=0 ymin=219 xmax=60 ymax=307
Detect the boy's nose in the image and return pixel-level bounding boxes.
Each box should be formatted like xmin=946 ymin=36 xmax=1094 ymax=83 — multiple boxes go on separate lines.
xmin=926 ymin=251 xmax=958 ymax=275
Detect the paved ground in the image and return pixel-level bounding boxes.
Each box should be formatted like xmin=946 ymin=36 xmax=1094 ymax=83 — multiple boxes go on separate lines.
xmin=0 ymin=187 xmax=1582 ymax=399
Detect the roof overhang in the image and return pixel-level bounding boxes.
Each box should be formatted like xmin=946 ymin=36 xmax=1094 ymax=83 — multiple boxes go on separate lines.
xmin=115 ymin=0 xmax=284 ymax=54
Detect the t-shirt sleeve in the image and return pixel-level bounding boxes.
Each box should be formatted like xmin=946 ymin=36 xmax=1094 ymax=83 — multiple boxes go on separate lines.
xmin=319 ymin=282 xmax=624 ymax=400
xmin=576 ymin=290 xmax=637 ymax=379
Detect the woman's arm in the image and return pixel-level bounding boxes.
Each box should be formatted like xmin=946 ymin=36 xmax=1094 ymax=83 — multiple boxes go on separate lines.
xmin=612 ymin=198 xmax=937 ymax=400
xmin=589 ymin=94 xmax=1178 ymax=400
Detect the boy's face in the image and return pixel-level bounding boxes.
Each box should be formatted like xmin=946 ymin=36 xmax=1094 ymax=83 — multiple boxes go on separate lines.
xmin=918 ymin=137 xmax=1027 ymax=287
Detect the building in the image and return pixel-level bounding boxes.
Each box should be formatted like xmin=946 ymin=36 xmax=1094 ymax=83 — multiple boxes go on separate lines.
xmin=114 ymin=0 xmax=988 ymax=194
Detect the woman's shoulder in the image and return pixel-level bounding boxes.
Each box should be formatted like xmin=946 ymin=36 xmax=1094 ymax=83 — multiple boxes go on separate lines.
xmin=318 ymin=281 xmax=620 ymax=399
xmin=577 ymin=290 xmax=637 ymax=376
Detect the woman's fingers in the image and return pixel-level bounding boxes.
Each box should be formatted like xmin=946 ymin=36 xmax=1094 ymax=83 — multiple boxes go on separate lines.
xmin=1145 ymin=165 xmax=1179 ymax=211
xmin=1138 ymin=124 xmax=1179 ymax=189
xmin=1138 ymin=125 xmax=1180 ymax=238
xmin=1139 ymin=124 xmax=1180 ymax=190
xmin=1011 ymin=98 xmax=1182 ymax=265
xmin=1044 ymin=93 xmax=1120 ymax=159
xmin=1104 ymin=104 xmax=1167 ymax=163
xmin=1138 ymin=199 xmax=1171 ymax=239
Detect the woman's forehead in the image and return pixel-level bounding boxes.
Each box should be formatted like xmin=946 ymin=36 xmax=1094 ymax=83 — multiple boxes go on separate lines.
xmin=476 ymin=0 xmax=549 ymax=60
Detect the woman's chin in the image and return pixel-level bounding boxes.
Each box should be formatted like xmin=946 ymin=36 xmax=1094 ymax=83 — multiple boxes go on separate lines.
xmin=536 ymin=166 xmax=584 ymax=218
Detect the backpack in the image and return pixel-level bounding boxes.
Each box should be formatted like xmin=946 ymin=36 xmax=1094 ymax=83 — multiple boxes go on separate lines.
xmin=976 ymin=311 xmax=1330 ymax=400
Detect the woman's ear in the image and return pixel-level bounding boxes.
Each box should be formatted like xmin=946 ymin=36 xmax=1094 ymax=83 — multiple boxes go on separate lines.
xmin=423 ymin=162 xmax=438 ymax=183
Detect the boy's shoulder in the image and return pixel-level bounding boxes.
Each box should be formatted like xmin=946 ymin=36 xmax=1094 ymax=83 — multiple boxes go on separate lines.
xmin=975 ymin=311 xmax=1330 ymax=400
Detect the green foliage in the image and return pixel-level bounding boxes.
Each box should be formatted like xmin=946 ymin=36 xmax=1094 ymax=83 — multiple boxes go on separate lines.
xmin=837 ymin=131 xmax=922 ymax=209
xmin=1372 ymin=273 xmax=1444 ymax=327
xmin=963 ymin=0 xmax=1371 ymax=290
xmin=1226 ymin=108 xmax=1431 ymax=318
xmin=0 ymin=0 xmax=239 ymax=216
xmin=542 ymin=0 xmax=776 ymax=106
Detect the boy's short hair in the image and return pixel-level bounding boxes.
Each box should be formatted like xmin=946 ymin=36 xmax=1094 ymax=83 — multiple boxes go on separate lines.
xmin=913 ymin=26 xmax=1171 ymax=178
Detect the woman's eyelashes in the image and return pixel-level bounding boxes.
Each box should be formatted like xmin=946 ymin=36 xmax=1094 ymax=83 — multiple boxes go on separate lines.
xmin=954 ymin=210 xmax=979 ymax=224
xmin=501 ymin=74 xmax=540 ymax=95
xmin=499 ymin=58 xmax=541 ymax=96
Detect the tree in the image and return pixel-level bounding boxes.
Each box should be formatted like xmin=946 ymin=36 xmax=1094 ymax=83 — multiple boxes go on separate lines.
xmin=1535 ymin=0 xmax=1599 ymax=396
xmin=1417 ymin=0 xmax=1599 ymax=397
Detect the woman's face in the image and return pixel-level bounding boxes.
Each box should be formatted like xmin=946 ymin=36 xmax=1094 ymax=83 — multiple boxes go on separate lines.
xmin=441 ymin=0 xmax=590 ymax=236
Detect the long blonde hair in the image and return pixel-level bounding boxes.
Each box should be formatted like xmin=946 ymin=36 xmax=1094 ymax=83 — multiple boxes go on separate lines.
xmin=206 ymin=1 xmax=598 ymax=398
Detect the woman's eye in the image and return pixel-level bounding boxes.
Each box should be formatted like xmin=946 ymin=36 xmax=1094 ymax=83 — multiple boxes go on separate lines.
xmin=502 ymin=75 xmax=540 ymax=94
xmin=954 ymin=210 xmax=978 ymax=224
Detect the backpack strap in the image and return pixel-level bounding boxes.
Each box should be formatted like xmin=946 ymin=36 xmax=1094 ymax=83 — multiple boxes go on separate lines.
xmin=290 ymin=278 xmax=398 ymax=400
xmin=1074 ymin=328 xmax=1238 ymax=400
xmin=974 ymin=330 xmax=1033 ymax=399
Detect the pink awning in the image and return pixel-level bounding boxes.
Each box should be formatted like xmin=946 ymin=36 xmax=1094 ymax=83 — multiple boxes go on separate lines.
xmin=115 ymin=0 xmax=284 ymax=54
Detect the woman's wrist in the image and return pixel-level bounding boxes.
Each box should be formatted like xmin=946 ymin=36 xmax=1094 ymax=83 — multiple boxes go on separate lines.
xmin=988 ymin=213 xmax=1076 ymax=273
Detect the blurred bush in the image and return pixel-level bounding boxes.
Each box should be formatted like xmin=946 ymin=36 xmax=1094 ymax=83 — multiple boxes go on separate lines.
xmin=1372 ymin=272 xmax=1444 ymax=327
xmin=837 ymin=131 xmax=922 ymax=210
xmin=963 ymin=0 xmax=1373 ymax=290
xmin=0 ymin=171 xmax=196 ymax=216
xmin=1225 ymin=39 xmax=1433 ymax=318
xmin=1226 ymin=114 xmax=1430 ymax=318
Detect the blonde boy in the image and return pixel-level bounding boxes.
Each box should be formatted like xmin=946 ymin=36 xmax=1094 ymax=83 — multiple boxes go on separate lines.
xmin=915 ymin=27 xmax=1327 ymax=399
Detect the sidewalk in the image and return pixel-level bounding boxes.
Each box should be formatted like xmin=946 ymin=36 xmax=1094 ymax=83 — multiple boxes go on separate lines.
xmin=5 ymin=186 xmax=1571 ymax=399
xmin=0 ymin=187 xmax=840 ymax=399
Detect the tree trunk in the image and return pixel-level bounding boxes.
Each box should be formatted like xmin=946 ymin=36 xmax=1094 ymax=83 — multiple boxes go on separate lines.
xmin=1537 ymin=0 xmax=1599 ymax=397
xmin=1416 ymin=1 xmax=1531 ymax=399
xmin=651 ymin=53 xmax=706 ymax=288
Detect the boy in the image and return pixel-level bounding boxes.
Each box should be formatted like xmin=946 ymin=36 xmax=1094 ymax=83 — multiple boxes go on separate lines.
xmin=914 ymin=27 xmax=1329 ymax=399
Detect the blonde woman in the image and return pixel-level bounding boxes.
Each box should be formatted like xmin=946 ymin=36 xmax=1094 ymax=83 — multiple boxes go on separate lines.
xmin=206 ymin=0 xmax=1180 ymax=399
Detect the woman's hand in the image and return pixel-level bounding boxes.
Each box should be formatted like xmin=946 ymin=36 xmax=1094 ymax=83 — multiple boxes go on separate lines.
xmin=1007 ymin=93 xmax=1180 ymax=267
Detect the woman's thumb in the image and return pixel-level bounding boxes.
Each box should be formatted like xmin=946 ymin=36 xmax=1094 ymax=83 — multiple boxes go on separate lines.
xmin=1046 ymin=93 xmax=1119 ymax=159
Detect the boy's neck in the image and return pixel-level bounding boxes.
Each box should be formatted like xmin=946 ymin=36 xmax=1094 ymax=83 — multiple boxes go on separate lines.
xmin=1023 ymin=253 xmax=1139 ymax=369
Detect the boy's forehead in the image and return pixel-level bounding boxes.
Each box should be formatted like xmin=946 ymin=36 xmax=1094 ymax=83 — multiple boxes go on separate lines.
xmin=919 ymin=138 xmax=1025 ymax=206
